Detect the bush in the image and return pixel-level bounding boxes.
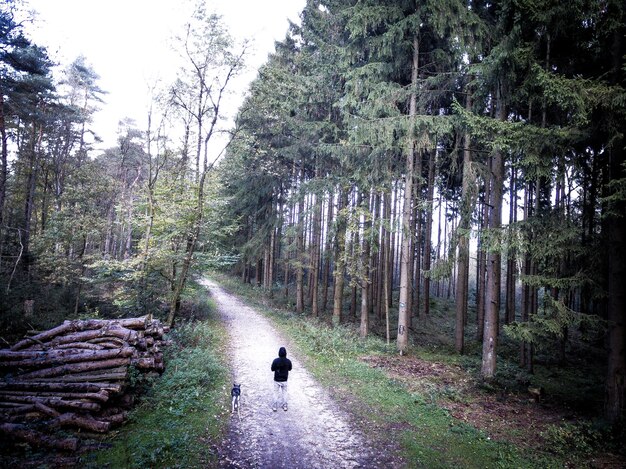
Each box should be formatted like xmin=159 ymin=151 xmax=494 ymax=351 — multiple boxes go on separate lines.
xmin=542 ymin=421 xmax=602 ymax=457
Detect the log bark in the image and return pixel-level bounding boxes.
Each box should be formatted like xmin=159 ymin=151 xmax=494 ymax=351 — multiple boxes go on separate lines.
xmin=33 ymin=401 xmax=60 ymax=418
xmin=87 ymin=338 xmax=129 ymax=348
xmin=53 ymin=413 xmax=111 ymax=433
xmin=0 ymin=381 xmax=101 ymax=393
xmin=4 ymin=380 xmax=124 ymax=394
xmin=19 ymin=328 xmax=140 ymax=351
xmin=91 ymin=382 xmax=124 ymax=393
xmin=0 ymin=423 xmax=80 ymax=451
xmin=0 ymin=396 xmax=101 ymax=412
xmin=32 ymin=371 xmax=128 ymax=383
xmin=55 ymin=343 xmax=105 ymax=351
xmin=132 ymin=357 xmax=158 ymax=369
xmin=10 ymin=317 xmax=149 ymax=351
xmin=98 ymin=411 xmax=127 ymax=425
xmin=0 ymin=404 xmax=35 ymax=414
xmin=0 ymin=389 xmax=109 ymax=403
xmin=0 ymin=347 xmax=135 ymax=368
xmin=17 ymin=358 xmax=131 ymax=380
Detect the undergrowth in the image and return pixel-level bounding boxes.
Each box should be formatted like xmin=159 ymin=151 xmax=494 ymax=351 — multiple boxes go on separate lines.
xmin=86 ymin=295 xmax=229 ymax=469
xmin=277 ymin=317 xmax=564 ymax=468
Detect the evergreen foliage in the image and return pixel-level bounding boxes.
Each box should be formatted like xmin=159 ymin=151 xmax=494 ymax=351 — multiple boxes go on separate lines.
xmin=215 ymin=0 xmax=626 ymax=424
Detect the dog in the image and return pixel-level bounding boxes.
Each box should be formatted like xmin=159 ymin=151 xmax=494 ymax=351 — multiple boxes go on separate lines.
xmin=231 ymin=384 xmax=241 ymax=418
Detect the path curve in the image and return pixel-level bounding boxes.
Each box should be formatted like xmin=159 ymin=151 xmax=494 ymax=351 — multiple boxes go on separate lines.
xmin=204 ymin=279 xmax=393 ymax=469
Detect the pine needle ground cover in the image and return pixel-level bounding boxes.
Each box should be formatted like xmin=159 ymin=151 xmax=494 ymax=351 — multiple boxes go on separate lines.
xmin=212 ymin=273 xmax=621 ymax=469
xmin=87 ymin=300 xmax=230 ymax=469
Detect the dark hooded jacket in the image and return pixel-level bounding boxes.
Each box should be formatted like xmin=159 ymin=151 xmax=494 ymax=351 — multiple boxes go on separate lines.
xmin=271 ymin=347 xmax=292 ymax=382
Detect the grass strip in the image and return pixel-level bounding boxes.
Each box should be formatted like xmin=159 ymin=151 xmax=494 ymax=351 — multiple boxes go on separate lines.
xmin=86 ymin=302 xmax=229 ymax=469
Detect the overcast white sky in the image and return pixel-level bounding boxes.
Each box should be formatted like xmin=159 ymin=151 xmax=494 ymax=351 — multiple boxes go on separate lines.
xmin=24 ymin=0 xmax=306 ymax=149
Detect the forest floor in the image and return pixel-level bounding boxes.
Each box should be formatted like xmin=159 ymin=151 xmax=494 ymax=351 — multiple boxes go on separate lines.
xmin=359 ymin=354 xmax=623 ymax=468
xmin=205 ymin=278 xmax=404 ymax=468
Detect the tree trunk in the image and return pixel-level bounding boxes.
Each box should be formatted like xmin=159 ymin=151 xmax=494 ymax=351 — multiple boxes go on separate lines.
xmin=505 ymin=165 xmax=517 ymax=324
xmin=123 ymin=170 xmax=140 ymax=260
xmin=0 ymin=93 xmax=8 ymax=229
xmin=409 ymin=187 xmax=420 ymax=325
xmin=605 ymin=21 xmax=625 ymax=425
xmin=455 ymin=93 xmax=473 ymax=353
xmin=360 ymin=191 xmax=373 ymax=338
xmin=449 ymin=211 xmax=458 ymax=300
xmin=268 ymin=225 xmax=276 ymax=297
xmin=405 ymin=193 xmax=416 ymax=327
xmin=476 ymin=180 xmax=489 ymax=342
xmin=435 ymin=194 xmax=443 ymax=298
xmin=166 ymin=108 xmax=230 ymax=323
xmin=311 ymin=192 xmax=323 ymax=317
xmin=422 ymin=148 xmax=436 ymax=316
xmin=321 ymin=192 xmax=334 ymax=312
xmin=481 ymin=84 xmax=506 ymax=380
xmin=397 ymin=34 xmax=420 ymax=354
xmin=389 ymin=184 xmax=398 ymax=309
xmin=369 ymin=192 xmax=380 ymax=316
xmin=377 ymin=191 xmax=391 ymax=320
xmin=413 ymin=184 xmax=423 ymax=319
xmin=22 ymin=123 xmax=43 ymax=273
xmin=296 ymin=185 xmax=305 ymax=313
xmin=350 ymin=267 xmax=358 ymax=319
xmin=332 ymin=189 xmax=349 ymax=325
xmin=520 ymin=181 xmax=532 ymax=368
xmin=284 ymin=200 xmax=296 ymax=298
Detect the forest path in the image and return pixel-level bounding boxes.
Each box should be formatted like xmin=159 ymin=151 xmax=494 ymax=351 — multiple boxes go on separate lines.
xmin=202 ymin=279 xmax=399 ymax=469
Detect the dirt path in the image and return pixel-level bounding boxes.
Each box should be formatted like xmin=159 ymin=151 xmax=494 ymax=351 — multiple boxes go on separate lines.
xmin=204 ymin=279 xmax=400 ymax=469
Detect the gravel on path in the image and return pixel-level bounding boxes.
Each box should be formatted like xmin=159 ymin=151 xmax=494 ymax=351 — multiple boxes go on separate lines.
xmin=203 ymin=279 xmax=396 ymax=469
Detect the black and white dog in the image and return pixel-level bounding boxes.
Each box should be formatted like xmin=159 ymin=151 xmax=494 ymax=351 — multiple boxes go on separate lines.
xmin=231 ymin=384 xmax=241 ymax=417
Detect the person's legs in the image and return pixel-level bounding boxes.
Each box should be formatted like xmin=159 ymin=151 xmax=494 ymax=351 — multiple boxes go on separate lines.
xmin=273 ymin=381 xmax=281 ymax=411
xmin=273 ymin=382 xmax=289 ymax=411
xmin=281 ymin=382 xmax=288 ymax=410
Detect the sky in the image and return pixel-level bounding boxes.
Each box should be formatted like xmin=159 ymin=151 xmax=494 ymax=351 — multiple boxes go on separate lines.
xmin=24 ymin=0 xmax=307 ymax=149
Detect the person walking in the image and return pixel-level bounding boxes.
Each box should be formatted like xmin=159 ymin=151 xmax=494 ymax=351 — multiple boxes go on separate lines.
xmin=271 ymin=346 xmax=292 ymax=411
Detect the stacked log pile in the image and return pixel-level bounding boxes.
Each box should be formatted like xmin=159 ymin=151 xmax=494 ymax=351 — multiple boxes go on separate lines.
xmin=0 ymin=316 xmax=168 ymax=451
